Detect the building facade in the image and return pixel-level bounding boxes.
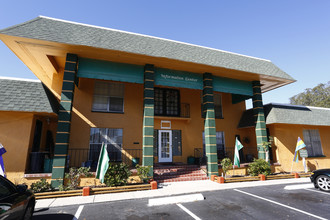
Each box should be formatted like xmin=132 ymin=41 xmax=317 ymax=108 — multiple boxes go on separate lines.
xmin=239 ymin=103 xmax=330 ymax=173
xmin=0 ymin=16 xmax=295 ymax=187
xmin=0 ymin=78 xmax=58 ymax=182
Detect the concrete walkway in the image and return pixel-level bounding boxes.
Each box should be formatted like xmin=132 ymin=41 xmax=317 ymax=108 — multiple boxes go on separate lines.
xmin=35 ymin=178 xmax=312 ymax=209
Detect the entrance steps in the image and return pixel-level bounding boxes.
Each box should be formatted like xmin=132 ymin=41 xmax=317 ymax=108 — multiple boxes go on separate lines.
xmin=153 ymin=164 xmax=209 ymax=183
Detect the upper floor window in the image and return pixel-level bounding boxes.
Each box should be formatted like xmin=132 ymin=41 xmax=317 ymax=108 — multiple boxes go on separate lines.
xmin=214 ymin=93 xmax=223 ymax=119
xmin=201 ymin=93 xmax=223 ymax=119
xmin=92 ymin=81 xmax=124 ymax=113
xmin=154 ymin=88 xmax=180 ymax=117
xmin=303 ymin=129 xmax=324 ymax=157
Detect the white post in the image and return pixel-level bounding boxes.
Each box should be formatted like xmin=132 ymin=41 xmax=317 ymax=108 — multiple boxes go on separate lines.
xmin=302 ymin=157 xmax=308 ymax=173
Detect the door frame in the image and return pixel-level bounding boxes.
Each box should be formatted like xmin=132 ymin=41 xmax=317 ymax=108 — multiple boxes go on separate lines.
xmin=158 ymin=130 xmax=172 ymax=163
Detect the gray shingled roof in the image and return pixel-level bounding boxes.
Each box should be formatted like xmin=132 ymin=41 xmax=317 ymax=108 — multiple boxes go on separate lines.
xmin=238 ymin=103 xmax=330 ymax=128
xmin=0 ymin=16 xmax=294 ymax=81
xmin=0 ymin=77 xmax=58 ymax=113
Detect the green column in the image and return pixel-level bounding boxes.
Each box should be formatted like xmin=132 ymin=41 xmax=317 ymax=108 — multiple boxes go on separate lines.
xmin=51 ymin=53 xmax=78 ymax=188
xmin=252 ymin=81 xmax=268 ymax=161
xmin=142 ymin=64 xmax=155 ymax=177
xmin=203 ymin=73 xmax=219 ymax=177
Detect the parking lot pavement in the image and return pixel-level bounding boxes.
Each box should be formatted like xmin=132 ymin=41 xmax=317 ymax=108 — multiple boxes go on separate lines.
xmin=33 ymin=181 xmax=330 ymax=220
xmin=36 ymin=178 xmax=311 ymax=209
xmin=185 ymin=185 xmax=330 ymax=220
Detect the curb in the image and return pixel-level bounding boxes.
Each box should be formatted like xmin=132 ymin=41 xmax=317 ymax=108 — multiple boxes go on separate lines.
xmin=35 ymin=183 xmax=155 ymax=200
xmin=212 ymin=173 xmax=311 ymax=184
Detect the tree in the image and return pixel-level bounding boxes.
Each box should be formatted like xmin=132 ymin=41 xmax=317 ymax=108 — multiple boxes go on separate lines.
xmin=289 ymin=81 xmax=330 ymax=108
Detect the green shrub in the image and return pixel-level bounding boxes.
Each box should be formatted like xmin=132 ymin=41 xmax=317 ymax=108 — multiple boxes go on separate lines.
xmin=221 ymin=158 xmax=232 ymax=176
xmin=65 ymin=167 xmax=92 ymax=190
xmin=30 ymin=178 xmax=53 ymax=193
xmin=248 ymin=159 xmax=271 ymax=176
xmin=135 ymin=164 xmax=151 ymax=183
xmin=104 ymin=163 xmax=131 ymax=187
xmin=58 ymin=184 xmax=66 ymax=191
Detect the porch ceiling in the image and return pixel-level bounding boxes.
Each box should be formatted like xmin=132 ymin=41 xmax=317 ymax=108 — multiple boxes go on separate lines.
xmin=0 ymin=16 xmax=295 ymax=93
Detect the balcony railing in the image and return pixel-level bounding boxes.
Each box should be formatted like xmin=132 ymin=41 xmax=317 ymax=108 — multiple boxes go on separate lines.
xmin=155 ymin=103 xmax=190 ymax=118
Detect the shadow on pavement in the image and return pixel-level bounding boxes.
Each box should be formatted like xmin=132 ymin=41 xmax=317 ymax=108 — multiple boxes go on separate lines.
xmin=32 ymin=214 xmax=75 ymax=220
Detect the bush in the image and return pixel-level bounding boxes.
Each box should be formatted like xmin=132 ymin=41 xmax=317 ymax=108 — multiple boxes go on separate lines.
xmin=30 ymin=178 xmax=53 ymax=193
xmin=65 ymin=167 xmax=92 ymax=190
xmin=104 ymin=163 xmax=131 ymax=187
xmin=248 ymin=159 xmax=271 ymax=176
xmin=221 ymin=158 xmax=232 ymax=177
xmin=135 ymin=164 xmax=151 ymax=183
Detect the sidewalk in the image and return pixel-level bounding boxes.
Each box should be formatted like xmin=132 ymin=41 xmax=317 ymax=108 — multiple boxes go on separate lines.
xmin=35 ymin=177 xmax=311 ymax=209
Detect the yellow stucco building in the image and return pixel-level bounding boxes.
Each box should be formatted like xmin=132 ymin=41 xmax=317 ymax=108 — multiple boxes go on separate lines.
xmin=1 ymin=16 xmax=326 ymax=186
xmin=239 ymin=103 xmax=330 ymax=173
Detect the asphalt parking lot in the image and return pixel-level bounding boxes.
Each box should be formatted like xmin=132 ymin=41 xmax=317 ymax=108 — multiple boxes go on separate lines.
xmin=33 ymin=182 xmax=330 ymax=220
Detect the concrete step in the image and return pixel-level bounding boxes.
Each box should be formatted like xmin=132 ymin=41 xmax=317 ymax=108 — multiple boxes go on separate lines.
xmin=153 ymin=165 xmax=208 ymax=183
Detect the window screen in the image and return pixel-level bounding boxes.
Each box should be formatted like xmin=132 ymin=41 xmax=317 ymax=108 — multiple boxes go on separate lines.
xmin=203 ymin=131 xmax=225 ymax=159
xmin=90 ymin=128 xmax=123 ymax=162
xmin=303 ymin=129 xmax=323 ymax=157
xmin=92 ymin=81 xmax=124 ymax=113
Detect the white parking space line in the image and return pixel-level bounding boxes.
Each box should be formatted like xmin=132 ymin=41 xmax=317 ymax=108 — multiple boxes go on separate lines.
xmin=234 ymin=189 xmax=327 ymax=220
xmin=305 ymin=188 xmax=330 ymax=195
xmin=177 ymin=204 xmax=202 ymax=220
xmin=284 ymin=183 xmax=314 ymax=190
xmin=73 ymin=205 xmax=84 ymax=220
xmin=148 ymin=193 xmax=204 ymax=206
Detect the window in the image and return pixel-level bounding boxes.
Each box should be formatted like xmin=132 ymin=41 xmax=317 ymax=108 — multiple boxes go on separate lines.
xmin=89 ymin=128 xmax=123 ymax=162
xmin=203 ymin=131 xmax=225 ymax=159
xmin=201 ymin=93 xmax=223 ymax=119
xmin=303 ymin=129 xmax=324 ymax=157
xmin=92 ymin=81 xmax=124 ymax=113
xmin=32 ymin=119 xmax=43 ymax=152
xmin=214 ymin=93 xmax=223 ymax=119
xmin=154 ymin=88 xmax=180 ymax=116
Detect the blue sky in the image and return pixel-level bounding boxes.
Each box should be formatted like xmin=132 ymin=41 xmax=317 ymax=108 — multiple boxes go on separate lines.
xmin=0 ymin=1 xmax=329 ymax=107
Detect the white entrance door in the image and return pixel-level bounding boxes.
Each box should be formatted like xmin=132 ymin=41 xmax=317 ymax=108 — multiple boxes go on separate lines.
xmin=158 ymin=130 xmax=172 ymax=163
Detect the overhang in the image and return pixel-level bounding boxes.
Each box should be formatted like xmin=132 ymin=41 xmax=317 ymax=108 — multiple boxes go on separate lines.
xmin=0 ymin=16 xmax=295 ymax=94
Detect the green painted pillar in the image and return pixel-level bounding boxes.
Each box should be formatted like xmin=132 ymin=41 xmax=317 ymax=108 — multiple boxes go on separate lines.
xmin=142 ymin=64 xmax=155 ymax=177
xmin=203 ymin=73 xmax=219 ymax=177
xmin=51 ymin=53 xmax=78 ymax=188
xmin=252 ymin=81 xmax=268 ymax=161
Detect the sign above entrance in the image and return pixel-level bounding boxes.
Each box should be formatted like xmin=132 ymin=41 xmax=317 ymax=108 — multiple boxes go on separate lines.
xmin=161 ymin=120 xmax=171 ymax=129
xmin=155 ymin=67 xmax=252 ymax=96
xmin=155 ymin=68 xmax=203 ymax=90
